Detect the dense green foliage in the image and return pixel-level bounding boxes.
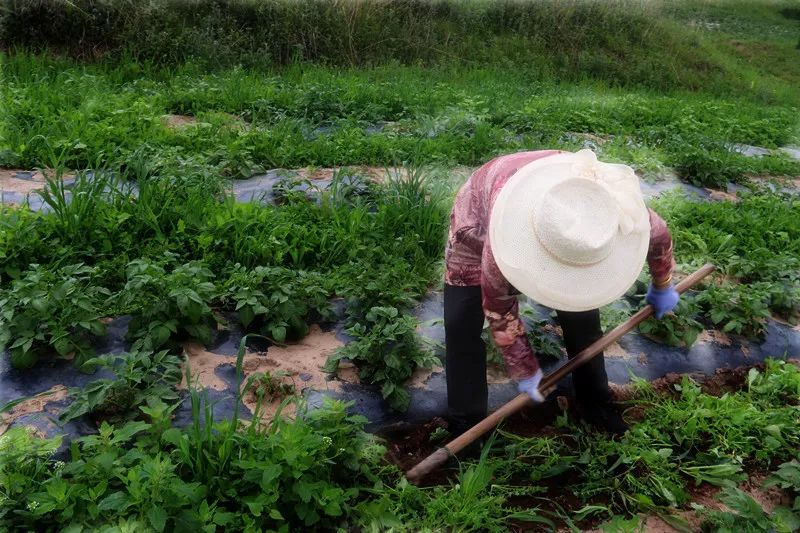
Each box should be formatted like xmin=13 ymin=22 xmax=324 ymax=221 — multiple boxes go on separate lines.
xmin=641 ymin=191 xmax=800 ymax=342
xmin=494 ymin=360 xmax=800 ymax=529
xmin=59 ymin=350 xmax=184 ymax=424
xmin=0 ymin=170 xmax=448 ymax=407
xmin=325 ymin=306 xmax=439 ymax=410
xmin=2 ymin=50 xmax=799 ymax=186
xmin=2 ymin=358 xmax=798 ymax=531
xmin=3 ymin=0 xmax=797 ymax=97
xmin=0 ymin=263 xmax=109 ymax=369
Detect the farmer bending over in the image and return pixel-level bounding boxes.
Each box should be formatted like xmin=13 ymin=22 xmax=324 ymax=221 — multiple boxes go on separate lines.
xmin=444 ymin=149 xmax=677 ymax=442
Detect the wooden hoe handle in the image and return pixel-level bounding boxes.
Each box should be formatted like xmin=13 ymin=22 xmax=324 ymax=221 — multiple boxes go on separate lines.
xmin=406 ymin=263 xmax=716 ymax=483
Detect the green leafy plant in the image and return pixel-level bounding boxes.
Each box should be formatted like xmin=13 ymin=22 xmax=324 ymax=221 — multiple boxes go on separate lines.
xmin=638 ymin=295 xmax=704 ymax=347
xmin=119 ymin=259 xmax=218 ymax=351
xmin=694 ymin=484 xmax=800 ymax=533
xmin=244 ymin=370 xmax=296 ymax=404
xmin=357 ymin=437 xmax=554 ymax=532
xmin=222 ymin=264 xmax=331 ymax=343
xmin=0 ymin=341 xmax=388 ymax=532
xmin=601 ymin=302 xmax=633 ymax=332
xmin=753 ymin=279 xmax=800 ymax=325
xmin=59 ymin=350 xmax=183 ymax=423
xmin=0 ymin=263 xmax=109 ymax=369
xmin=429 ymin=426 xmax=450 ymax=443
xmin=699 ymin=283 xmax=772 ymax=339
xmin=325 ymin=306 xmax=439 ymax=411
xmin=0 ymin=427 xmax=62 ymax=523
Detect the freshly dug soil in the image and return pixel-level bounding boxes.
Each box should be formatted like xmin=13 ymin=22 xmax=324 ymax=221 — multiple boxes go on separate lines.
xmin=386 ymin=362 xmax=797 ymax=528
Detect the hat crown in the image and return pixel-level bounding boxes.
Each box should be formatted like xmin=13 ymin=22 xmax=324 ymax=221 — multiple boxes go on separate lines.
xmin=532 ymin=178 xmax=619 ymax=266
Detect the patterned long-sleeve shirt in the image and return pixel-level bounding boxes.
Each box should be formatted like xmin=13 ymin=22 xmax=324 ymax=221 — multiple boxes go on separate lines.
xmin=444 ymin=150 xmax=675 ymax=379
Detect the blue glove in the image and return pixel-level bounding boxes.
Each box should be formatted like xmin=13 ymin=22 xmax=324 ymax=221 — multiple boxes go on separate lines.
xmin=646 ymin=282 xmax=680 ymax=319
xmin=517 ymin=369 xmax=545 ymax=403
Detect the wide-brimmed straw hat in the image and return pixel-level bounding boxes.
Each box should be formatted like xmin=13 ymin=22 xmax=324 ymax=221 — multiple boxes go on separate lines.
xmin=488 ymin=149 xmax=650 ymax=312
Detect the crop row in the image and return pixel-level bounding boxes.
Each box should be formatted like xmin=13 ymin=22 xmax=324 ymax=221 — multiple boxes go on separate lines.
xmin=3 ymin=53 xmax=799 ymax=187
xmin=2 ymin=356 xmax=799 ymax=531
xmin=1 ymin=170 xmax=448 ymax=410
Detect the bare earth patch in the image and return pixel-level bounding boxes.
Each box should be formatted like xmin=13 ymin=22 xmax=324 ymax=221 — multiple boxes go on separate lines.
xmin=0 ymin=169 xmax=47 ymax=194
xmin=697 ymin=329 xmax=733 ymax=346
xmin=487 ymin=363 xmax=512 ymax=384
xmin=749 ymin=174 xmax=800 ymax=192
xmin=180 ymin=325 xmax=345 ymax=420
xmin=336 ymin=359 xmax=360 ymax=384
xmin=604 ymin=341 xmax=630 ymax=358
xmin=705 ymin=187 xmax=740 ymax=202
xmin=406 ymin=364 xmax=444 ymax=389
xmin=161 ymin=114 xmax=198 ymax=129
xmin=0 ymin=385 xmax=69 ymax=436
xmin=543 ymin=323 xmax=564 ymax=337
xmin=0 ymin=169 xmax=76 ymax=197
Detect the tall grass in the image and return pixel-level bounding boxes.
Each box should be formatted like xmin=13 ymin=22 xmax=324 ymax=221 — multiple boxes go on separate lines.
xmin=2 ymin=0 xmax=797 ymax=95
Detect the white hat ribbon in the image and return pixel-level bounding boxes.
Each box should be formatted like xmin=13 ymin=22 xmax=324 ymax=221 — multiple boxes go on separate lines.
xmin=570 ymin=149 xmax=649 ymax=236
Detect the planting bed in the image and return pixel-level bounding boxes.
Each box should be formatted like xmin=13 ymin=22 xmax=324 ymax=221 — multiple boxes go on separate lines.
xmin=3 ymin=166 xmax=799 ymax=441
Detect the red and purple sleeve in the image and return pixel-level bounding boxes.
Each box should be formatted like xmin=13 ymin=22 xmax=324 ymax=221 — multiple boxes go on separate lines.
xmin=646 ymin=208 xmax=676 ymax=284
xmin=480 ymin=238 xmax=540 ymax=380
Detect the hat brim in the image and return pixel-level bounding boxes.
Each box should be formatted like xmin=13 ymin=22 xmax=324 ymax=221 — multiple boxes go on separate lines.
xmin=489 ymin=153 xmax=649 ymax=312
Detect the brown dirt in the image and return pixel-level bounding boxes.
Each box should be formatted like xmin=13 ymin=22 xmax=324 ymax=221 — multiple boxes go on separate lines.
xmin=609 ymin=362 xmax=780 ymax=403
xmin=293 ymin=166 xmax=406 ymax=182
xmin=749 ymin=174 xmax=800 ymax=191
xmin=487 ymin=363 xmax=512 ymax=384
xmin=161 ymin=114 xmax=198 ymax=128
xmin=392 ymin=361 xmax=800 ymax=531
xmin=771 ymin=313 xmax=800 ymax=331
xmin=335 ymin=359 xmax=360 ymax=384
xmin=406 ymin=364 xmax=444 ymax=389
xmin=543 ymin=323 xmax=564 ymax=337
xmin=697 ymin=329 xmax=733 ymax=346
xmin=382 ymin=417 xmax=451 ymax=476
xmin=180 ymin=325 xmax=346 ymax=420
xmin=605 ymin=341 xmax=630 ymax=358
xmin=0 ymin=385 xmax=69 ymax=436
xmin=704 ymin=187 xmax=740 ymax=202
xmin=0 ymin=169 xmax=49 ymax=194
xmin=162 ymin=112 xmax=248 ymax=131
xmin=0 ymin=169 xmax=76 ymax=201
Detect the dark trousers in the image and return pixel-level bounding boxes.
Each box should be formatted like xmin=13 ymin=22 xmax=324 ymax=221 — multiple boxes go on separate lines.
xmin=444 ymin=284 xmax=611 ymax=422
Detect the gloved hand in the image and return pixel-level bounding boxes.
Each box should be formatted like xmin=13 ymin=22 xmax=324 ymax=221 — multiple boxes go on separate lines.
xmin=517 ymin=369 xmax=545 ymax=403
xmin=646 ymin=282 xmax=680 ymax=319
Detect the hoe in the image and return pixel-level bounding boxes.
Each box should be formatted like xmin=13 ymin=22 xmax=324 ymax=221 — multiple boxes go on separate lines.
xmin=406 ymin=263 xmax=716 ymax=483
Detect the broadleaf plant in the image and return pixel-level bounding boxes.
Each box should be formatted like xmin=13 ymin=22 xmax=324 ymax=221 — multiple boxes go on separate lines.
xmin=222 ymin=264 xmax=331 ymax=343
xmin=0 ymin=263 xmax=110 ymax=369
xmin=59 ymin=350 xmax=184 ymax=424
xmin=118 ymin=259 xmax=218 ymax=351
xmin=325 ymin=306 xmax=439 ymax=411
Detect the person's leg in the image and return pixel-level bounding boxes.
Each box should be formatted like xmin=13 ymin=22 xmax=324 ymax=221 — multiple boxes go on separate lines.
xmin=444 ymin=284 xmax=488 ymax=437
xmin=556 ymin=309 xmax=627 ymax=435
